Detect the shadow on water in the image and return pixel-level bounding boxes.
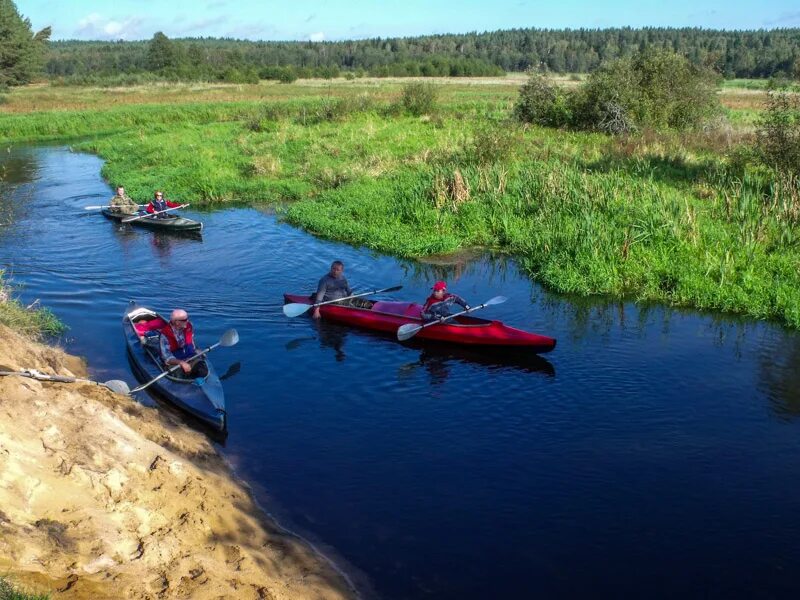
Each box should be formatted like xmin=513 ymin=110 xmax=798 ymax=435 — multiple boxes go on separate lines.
xmin=219 ymin=361 xmax=242 ymax=382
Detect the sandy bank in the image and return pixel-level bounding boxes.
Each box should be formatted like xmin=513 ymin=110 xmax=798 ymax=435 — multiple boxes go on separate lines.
xmin=0 ymin=324 xmax=355 ymax=599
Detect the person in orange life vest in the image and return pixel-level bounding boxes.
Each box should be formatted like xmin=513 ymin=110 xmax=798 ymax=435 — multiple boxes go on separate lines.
xmin=159 ymin=309 xmax=209 ymax=378
xmin=146 ymin=191 xmax=181 ymax=219
xmin=421 ymin=281 xmax=470 ymax=322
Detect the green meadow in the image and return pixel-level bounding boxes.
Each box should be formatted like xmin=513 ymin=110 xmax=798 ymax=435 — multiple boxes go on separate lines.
xmin=1 ymin=79 xmax=798 ymax=328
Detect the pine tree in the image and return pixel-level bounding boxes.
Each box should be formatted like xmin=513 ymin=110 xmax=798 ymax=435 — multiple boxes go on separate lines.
xmin=0 ymin=0 xmax=50 ymax=87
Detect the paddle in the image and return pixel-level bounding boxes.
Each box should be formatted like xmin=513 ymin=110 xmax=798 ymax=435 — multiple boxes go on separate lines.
xmin=122 ymin=204 xmax=189 ymax=224
xmin=0 ymin=369 xmax=130 ymax=394
xmin=129 ymin=328 xmax=239 ymax=393
xmin=84 ymin=205 xmax=112 ymax=209
xmin=396 ymin=296 xmax=508 ymax=341
xmin=282 ymin=285 xmax=403 ymax=318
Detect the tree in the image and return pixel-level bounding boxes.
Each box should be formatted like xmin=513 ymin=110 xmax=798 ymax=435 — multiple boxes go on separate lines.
xmin=0 ymin=0 xmax=50 ymax=87
xmin=147 ymin=32 xmax=176 ymax=72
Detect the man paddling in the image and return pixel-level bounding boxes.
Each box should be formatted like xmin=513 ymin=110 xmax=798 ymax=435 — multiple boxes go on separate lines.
xmin=313 ymin=260 xmax=352 ymax=319
xmin=421 ymin=281 xmax=470 ymax=322
xmin=159 ymin=309 xmax=209 ymax=378
xmin=109 ymin=185 xmax=140 ymax=215
xmin=146 ymin=191 xmax=181 ymax=218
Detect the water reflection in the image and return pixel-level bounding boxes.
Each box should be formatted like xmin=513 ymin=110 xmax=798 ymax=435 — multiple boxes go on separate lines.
xmin=0 ymin=149 xmax=39 ymax=229
xmin=398 ymin=251 xmax=518 ymax=292
xmin=398 ymin=343 xmax=556 ymax=383
xmin=316 ymin=320 xmax=349 ymax=362
xmin=760 ymin=334 xmax=800 ymax=420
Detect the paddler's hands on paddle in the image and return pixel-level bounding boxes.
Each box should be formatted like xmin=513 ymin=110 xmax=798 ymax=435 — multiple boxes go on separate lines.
xmin=313 ymin=307 xmax=322 ymax=319
xmin=167 ymin=358 xmax=192 ymax=374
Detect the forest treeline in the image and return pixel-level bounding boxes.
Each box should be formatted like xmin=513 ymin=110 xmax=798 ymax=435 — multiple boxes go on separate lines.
xmin=45 ymin=27 xmax=800 ymax=83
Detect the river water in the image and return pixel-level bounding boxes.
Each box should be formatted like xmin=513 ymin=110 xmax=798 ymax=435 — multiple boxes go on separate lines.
xmin=2 ymin=146 xmax=800 ymax=598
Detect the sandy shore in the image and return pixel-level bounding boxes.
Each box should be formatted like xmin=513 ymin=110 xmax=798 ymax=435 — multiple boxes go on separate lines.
xmin=0 ymin=324 xmax=355 ymax=599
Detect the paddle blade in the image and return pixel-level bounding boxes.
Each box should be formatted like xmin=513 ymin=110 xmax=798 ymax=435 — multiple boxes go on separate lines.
xmin=220 ymin=329 xmax=239 ymax=347
xmin=104 ymin=380 xmax=131 ymax=394
xmin=382 ymin=285 xmax=403 ymax=293
xmin=483 ymin=295 xmax=508 ymax=306
xmin=397 ymin=323 xmax=423 ymax=341
xmin=283 ymin=303 xmax=312 ymax=318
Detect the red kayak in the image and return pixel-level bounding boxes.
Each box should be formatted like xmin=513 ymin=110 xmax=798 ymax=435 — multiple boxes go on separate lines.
xmin=283 ymin=293 xmax=556 ymax=354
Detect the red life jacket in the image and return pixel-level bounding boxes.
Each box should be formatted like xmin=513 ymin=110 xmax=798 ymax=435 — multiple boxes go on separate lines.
xmin=423 ymin=292 xmax=456 ymax=312
xmin=160 ymin=322 xmax=194 ymax=352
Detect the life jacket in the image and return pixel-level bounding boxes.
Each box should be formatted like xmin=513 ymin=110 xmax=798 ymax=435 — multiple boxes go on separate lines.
xmin=160 ymin=322 xmax=194 ymax=353
xmin=147 ymin=198 xmax=180 ymax=215
xmin=423 ymin=292 xmax=456 ymax=313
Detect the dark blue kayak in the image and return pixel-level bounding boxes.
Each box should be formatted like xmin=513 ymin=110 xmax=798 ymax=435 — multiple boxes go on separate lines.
xmin=123 ymin=301 xmax=226 ymax=432
xmin=103 ymin=208 xmax=203 ymax=232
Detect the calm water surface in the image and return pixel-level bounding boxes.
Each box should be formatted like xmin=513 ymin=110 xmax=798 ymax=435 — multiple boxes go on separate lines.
xmin=2 ymin=146 xmax=800 ymax=598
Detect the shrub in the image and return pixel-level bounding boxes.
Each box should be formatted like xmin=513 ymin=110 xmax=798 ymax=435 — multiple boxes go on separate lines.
xmin=464 ymin=125 xmax=519 ymax=164
xmin=756 ymin=91 xmax=800 ymax=175
xmin=513 ymin=74 xmax=572 ymax=127
xmin=576 ymin=49 xmax=720 ymax=132
xmin=401 ymin=82 xmax=438 ymax=116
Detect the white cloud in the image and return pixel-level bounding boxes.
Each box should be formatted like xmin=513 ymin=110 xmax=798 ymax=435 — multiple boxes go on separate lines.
xmin=309 ymin=31 xmax=325 ymax=42
xmin=75 ymin=13 xmax=143 ymax=40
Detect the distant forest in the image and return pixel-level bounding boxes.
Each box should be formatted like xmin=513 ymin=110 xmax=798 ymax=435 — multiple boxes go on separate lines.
xmin=46 ymin=27 xmax=800 ymax=82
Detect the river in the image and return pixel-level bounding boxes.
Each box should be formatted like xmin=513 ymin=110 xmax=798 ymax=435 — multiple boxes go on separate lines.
xmin=2 ymin=146 xmax=800 ymax=598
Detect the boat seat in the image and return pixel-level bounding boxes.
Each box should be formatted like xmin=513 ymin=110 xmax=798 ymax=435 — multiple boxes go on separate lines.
xmin=133 ymin=317 xmax=166 ymax=336
xmin=371 ymin=301 xmax=423 ymax=319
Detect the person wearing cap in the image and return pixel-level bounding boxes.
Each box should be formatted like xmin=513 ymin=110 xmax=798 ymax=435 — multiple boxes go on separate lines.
xmin=421 ymin=281 xmax=470 ymax=322
xmin=159 ymin=309 xmax=209 ymax=378
xmin=313 ymin=260 xmax=353 ymax=319
xmin=146 ymin=191 xmax=182 ymax=219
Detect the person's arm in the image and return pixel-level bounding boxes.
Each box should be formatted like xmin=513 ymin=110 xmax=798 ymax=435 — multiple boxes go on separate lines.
xmin=166 ymin=200 xmax=182 ymax=208
xmin=344 ymin=277 xmax=352 ymax=297
xmin=146 ymin=203 xmax=155 ymax=214
xmin=452 ymin=294 xmax=470 ymax=310
xmin=313 ymin=277 xmax=327 ymax=319
xmin=159 ymin=334 xmax=191 ymax=373
xmin=314 ymin=277 xmax=327 ymax=304
xmin=159 ymin=334 xmax=176 ymax=364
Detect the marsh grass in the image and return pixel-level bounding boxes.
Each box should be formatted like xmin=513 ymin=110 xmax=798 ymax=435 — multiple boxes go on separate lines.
xmin=1 ymin=81 xmax=796 ymax=327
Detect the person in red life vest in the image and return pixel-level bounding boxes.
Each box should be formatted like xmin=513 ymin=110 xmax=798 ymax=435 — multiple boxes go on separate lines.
xmin=159 ymin=309 xmax=209 ymax=378
xmin=146 ymin=191 xmax=181 ymax=219
xmin=421 ymin=281 xmax=470 ymax=322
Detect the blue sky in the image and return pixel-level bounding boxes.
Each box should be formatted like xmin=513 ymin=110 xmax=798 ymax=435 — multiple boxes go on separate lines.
xmin=17 ymin=0 xmax=800 ymax=41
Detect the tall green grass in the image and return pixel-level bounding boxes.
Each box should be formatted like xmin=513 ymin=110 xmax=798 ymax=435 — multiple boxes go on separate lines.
xmin=1 ymin=85 xmax=797 ymax=327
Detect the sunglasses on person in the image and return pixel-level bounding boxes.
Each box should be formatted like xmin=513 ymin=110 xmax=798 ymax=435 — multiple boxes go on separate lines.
xmin=173 ymin=317 xmax=188 ymax=323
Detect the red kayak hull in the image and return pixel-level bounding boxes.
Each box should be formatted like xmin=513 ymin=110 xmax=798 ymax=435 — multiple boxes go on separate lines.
xmin=284 ymin=294 xmax=556 ymax=354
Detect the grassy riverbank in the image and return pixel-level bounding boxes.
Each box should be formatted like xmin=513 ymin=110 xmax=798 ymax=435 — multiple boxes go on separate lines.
xmin=0 ymin=273 xmax=64 ymax=338
xmin=2 ymin=79 xmax=797 ymax=327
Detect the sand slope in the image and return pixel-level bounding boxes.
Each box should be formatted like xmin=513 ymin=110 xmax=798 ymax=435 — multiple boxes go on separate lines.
xmin=0 ymin=324 xmax=354 ymax=599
